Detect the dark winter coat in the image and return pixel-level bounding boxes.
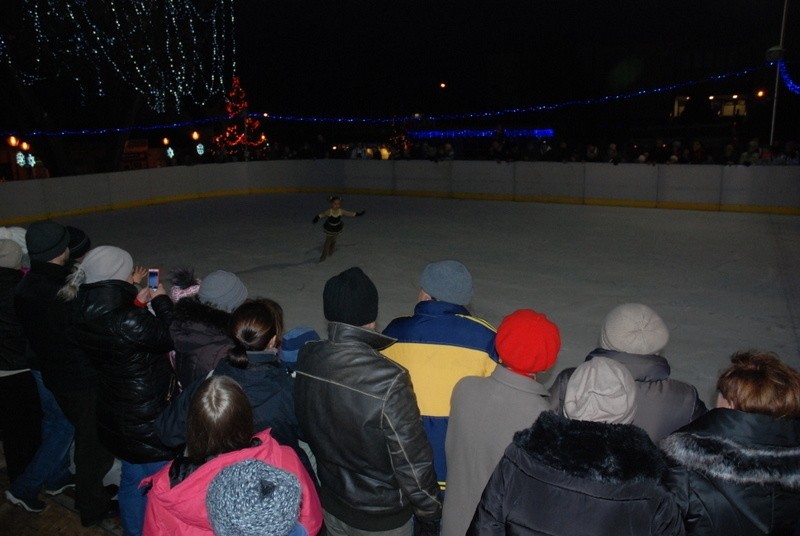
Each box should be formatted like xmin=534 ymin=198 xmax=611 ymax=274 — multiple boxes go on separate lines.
xmin=470 ymin=411 xmax=684 ymax=536
xmin=0 ymin=266 xmax=28 ymax=372
xmin=295 ymin=322 xmax=442 ymax=532
xmin=155 ymin=349 xmax=308 ymax=471
xmin=661 ymin=408 xmax=800 ymax=535
xmin=169 ymin=297 xmax=233 ymax=389
xmin=550 ymin=348 xmax=707 ymax=442
xmin=70 ymin=280 xmax=178 ymax=463
xmin=14 ymin=260 xmax=97 ymax=392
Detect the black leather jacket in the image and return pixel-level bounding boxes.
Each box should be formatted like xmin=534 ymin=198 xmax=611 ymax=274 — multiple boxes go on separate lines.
xmin=295 ymin=322 xmax=442 ymax=531
xmin=70 ymin=280 xmax=178 ymax=463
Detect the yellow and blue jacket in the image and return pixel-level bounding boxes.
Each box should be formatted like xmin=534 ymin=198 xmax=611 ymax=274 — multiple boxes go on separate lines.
xmin=382 ymin=300 xmax=499 ymax=489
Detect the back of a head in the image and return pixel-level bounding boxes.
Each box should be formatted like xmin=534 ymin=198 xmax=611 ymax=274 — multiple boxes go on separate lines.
xmin=323 ymin=266 xmax=378 ymax=326
xmin=600 ymin=303 xmax=669 ymax=356
xmin=419 ymin=259 xmax=474 ymax=306
xmin=495 ymin=309 xmax=561 ymax=376
xmin=280 ymin=327 xmax=321 ymax=366
xmin=563 ymin=356 xmax=638 ymax=424
xmin=227 ymin=299 xmax=284 ymax=368
xmin=199 ymin=270 xmax=248 ymax=313
xmin=206 ymin=459 xmax=303 ymax=536
xmin=0 ymin=239 xmax=24 ymax=270
xmin=65 ymin=225 xmax=91 ymax=260
xmin=58 ymin=245 xmax=134 ymax=301
xmin=717 ymin=351 xmax=800 ymax=419
xmin=26 ymin=220 xmax=70 ymax=262
xmin=186 ymin=376 xmax=254 ymax=462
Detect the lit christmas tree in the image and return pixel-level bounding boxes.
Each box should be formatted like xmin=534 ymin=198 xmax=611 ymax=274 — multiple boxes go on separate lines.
xmin=214 ymin=77 xmax=268 ymax=159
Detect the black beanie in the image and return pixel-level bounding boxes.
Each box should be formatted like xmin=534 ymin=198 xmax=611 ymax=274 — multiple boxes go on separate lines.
xmin=26 ymin=221 xmax=70 ymax=262
xmin=66 ymin=226 xmax=91 ymax=259
xmin=323 ymin=267 xmax=378 ymax=326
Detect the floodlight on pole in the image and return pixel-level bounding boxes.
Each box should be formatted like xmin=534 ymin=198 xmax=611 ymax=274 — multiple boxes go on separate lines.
xmin=769 ymin=0 xmax=790 ymax=146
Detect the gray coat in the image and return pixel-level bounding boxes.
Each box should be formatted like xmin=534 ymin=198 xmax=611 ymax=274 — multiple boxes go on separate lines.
xmin=549 ymin=348 xmax=707 ymax=443
xmin=442 ymin=365 xmax=550 ymax=536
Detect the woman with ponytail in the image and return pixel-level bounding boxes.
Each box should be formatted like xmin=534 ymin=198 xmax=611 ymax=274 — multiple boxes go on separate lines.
xmin=155 ymin=298 xmax=310 ymax=476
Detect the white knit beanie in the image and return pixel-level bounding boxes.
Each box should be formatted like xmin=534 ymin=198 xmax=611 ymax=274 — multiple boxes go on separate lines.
xmin=600 ymin=303 xmax=669 ymax=356
xmin=80 ymin=246 xmax=134 ymax=284
xmin=563 ymin=356 xmax=637 ymax=424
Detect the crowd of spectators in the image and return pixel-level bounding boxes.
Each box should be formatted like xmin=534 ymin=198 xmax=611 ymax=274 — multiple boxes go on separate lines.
xmin=1 ymin=221 xmax=799 ymax=536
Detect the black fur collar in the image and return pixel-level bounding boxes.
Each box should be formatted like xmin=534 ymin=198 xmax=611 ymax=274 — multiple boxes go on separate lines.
xmin=515 ymin=411 xmax=667 ymax=484
xmin=661 ymin=430 xmax=800 ymax=490
xmin=173 ymin=297 xmax=231 ymax=331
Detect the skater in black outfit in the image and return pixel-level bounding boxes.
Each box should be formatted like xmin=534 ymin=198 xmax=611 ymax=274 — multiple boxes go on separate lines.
xmin=312 ymin=196 xmax=364 ymax=262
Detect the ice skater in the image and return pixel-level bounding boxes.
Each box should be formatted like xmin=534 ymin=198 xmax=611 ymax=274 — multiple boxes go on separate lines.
xmin=312 ymin=196 xmax=364 ymax=261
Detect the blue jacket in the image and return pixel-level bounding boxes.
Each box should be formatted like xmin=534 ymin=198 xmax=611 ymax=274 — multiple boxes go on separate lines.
xmin=382 ymin=300 xmax=498 ymax=488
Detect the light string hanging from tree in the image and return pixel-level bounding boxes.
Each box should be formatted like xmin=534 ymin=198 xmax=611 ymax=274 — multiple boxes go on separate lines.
xmin=1 ymin=61 xmax=794 ymax=138
xmin=3 ymin=0 xmax=236 ymax=112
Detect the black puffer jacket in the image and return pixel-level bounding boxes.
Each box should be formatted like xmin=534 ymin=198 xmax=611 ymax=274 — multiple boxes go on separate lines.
xmin=14 ymin=260 xmax=97 ymax=392
xmin=170 ymin=297 xmax=233 ymax=389
xmin=0 ymin=266 xmax=27 ymax=371
xmin=550 ymin=349 xmax=707 ymax=442
xmin=661 ymin=408 xmax=800 ymax=535
xmin=470 ymin=411 xmax=684 ymax=536
xmin=295 ymin=322 xmax=442 ymax=532
xmin=70 ymin=280 xmax=178 ymax=463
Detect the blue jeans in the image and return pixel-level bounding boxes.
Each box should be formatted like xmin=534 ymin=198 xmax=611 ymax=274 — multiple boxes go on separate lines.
xmin=9 ymin=370 xmax=74 ymax=500
xmin=119 ymin=460 xmax=167 ymax=536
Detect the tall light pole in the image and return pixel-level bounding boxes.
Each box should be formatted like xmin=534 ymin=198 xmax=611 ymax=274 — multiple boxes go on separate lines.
xmin=769 ymin=0 xmax=790 ymax=146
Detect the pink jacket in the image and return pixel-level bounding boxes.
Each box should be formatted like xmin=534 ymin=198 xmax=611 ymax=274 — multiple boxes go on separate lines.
xmin=141 ymin=429 xmax=322 ymax=535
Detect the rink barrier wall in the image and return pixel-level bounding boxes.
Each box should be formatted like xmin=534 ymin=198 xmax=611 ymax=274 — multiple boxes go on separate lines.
xmin=2 ymin=160 xmax=798 ymax=224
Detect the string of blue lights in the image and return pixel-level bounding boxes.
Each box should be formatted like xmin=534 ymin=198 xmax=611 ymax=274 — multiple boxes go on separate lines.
xmin=2 ymin=61 xmax=795 ymax=139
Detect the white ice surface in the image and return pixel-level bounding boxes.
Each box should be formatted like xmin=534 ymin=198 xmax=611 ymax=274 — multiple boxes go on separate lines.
xmin=60 ymin=192 xmax=800 ymax=405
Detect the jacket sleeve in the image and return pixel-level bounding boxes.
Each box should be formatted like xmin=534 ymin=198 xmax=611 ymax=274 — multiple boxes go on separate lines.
xmin=153 ymin=378 xmax=202 ymax=448
xmin=547 ymin=367 xmax=574 ymax=414
xmin=662 ymin=463 xmax=701 ymax=534
xmin=689 ymin=390 xmax=708 ymax=421
xmin=382 ymin=371 xmax=442 ymax=521
xmin=468 ymin=455 xmax=512 ymax=536
xmin=118 ymin=296 xmax=174 ymax=353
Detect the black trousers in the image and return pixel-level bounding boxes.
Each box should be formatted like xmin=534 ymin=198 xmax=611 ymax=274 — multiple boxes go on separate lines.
xmin=53 ymin=387 xmax=115 ymax=523
xmin=0 ymin=371 xmax=42 ymax=483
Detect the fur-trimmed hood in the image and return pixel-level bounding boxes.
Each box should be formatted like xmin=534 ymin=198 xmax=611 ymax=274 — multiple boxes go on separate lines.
xmin=172 ymin=296 xmax=231 ymax=333
xmin=515 ymin=411 xmax=667 ymax=484
xmin=661 ymin=409 xmax=800 ymax=490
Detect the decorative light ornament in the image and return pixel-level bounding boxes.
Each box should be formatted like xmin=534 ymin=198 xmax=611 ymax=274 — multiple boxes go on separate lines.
xmin=166 ymin=147 xmax=175 ymax=159
xmin=26 ymin=154 xmax=36 ymax=167
xmin=196 ymin=143 xmax=205 ymax=155
xmin=16 ymin=152 xmax=26 ymax=167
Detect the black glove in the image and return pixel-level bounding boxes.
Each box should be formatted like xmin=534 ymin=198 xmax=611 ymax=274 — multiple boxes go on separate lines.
xmin=355 ymin=210 xmax=365 ymax=217
xmin=413 ymin=517 xmax=440 ymax=536
xmin=312 ymin=215 xmax=320 ymax=224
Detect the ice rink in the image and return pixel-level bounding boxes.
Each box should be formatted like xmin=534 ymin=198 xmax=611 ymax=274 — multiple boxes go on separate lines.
xmin=58 ymin=192 xmax=800 ymax=405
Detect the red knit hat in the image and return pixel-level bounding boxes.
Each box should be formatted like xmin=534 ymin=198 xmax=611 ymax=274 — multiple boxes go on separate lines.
xmin=496 ymin=309 xmax=561 ymax=375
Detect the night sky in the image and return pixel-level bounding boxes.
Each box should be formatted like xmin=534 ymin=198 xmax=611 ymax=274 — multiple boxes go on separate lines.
xmin=0 ymin=0 xmax=796 ymax=131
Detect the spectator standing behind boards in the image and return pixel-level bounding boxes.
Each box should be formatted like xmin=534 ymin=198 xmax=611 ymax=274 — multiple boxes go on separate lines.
xmin=442 ymin=309 xmax=560 ymax=536
xmin=61 ymin=246 xmax=177 ymax=536
xmin=142 ymin=376 xmax=322 ymax=535
xmin=295 ymin=267 xmax=441 ymax=535
xmin=661 ymin=351 xmax=800 ymax=535
xmin=382 ymin=260 xmax=498 ymax=490
xmin=13 ymin=224 xmax=118 ymax=527
xmin=550 ymin=303 xmax=706 ymax=443
xmin=0 ymin=239 xmax=43 ymax=507
xmin=170 ymin=269 xmax=248 ymax=389
xmin=470 ymin=357 xmax=683 ymax=535
xmin=6 ymin=223 xmax=76 ymax=515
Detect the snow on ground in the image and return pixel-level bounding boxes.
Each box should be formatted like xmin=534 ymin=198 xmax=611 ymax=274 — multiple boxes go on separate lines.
xmin=60 ymin=192 xmax=800 ymax=405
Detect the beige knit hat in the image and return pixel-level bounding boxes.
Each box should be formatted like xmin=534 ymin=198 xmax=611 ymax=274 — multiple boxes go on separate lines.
xmin=600 ymin=303 xmax=669 ymax=356
xmin=563 ymin=356 xmax=637 ymax=424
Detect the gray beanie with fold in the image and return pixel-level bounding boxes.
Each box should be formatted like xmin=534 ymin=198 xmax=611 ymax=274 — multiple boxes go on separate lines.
xmin=198 ymin=270 xmax=248 ymax=313
xmin=80 ymin=246 xmax=133 ymax=284
xmin=419 ymin=260 xmax=474 ymax=306
xmin=600 ymin=303 xmax=670 ymax=356
xmin=206 ymin=459 xmax=302 ymax=536
xmin=563 ymin=356 xmax=637 ymax=424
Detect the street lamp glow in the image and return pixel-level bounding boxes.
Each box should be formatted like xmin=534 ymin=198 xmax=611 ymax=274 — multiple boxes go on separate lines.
xmin=708 ymin=95 xmax=714 ymax=100
xmin=162 ymin=137 xmax=170 ymax=146
xmin=757 ymin=90 xmax=766 ymax=98
xmin=732 ymin=94 xmax=738 ymax=99
xmin=20 ymin=141 xmax=30 ymax=151
xmin=8 ymin=136 xmax=19 ymax=147
xmin=439 ymin=82 xmax=446 ymax=89
xmin=191 ymin=131 xmax=200 ymax=141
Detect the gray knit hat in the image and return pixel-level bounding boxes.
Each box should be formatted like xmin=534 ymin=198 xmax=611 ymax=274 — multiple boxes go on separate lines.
xmin=0 ymin=227 xmax=28 ymax=254
xmin=419 ymin=260 xmax=474 ymax=306
xmin=80 ymin=246 xmax=134 ymax=284
xmin=198 ymin=270 xmax=248 ymax=313
xmin=600 ymin=303 xmax=670 ymax=356
xmin=26 ymin=221 xmax=70 ymax=262
xmin=206 ymin=459 xmax=302 ymax=536
xmin=0 ymin=239 xmax=23 ymax=269
xmin=563 ymin=356 xmax=637 ymax=424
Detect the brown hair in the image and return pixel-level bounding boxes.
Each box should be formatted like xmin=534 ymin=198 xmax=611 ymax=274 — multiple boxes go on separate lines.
xmin=717 ymin=350 xmax=800 ymax=418
xmin=186 ymin=376 xmax=253 ymax=462
xmin=226 ymin=298 xmax=284 ymax=369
